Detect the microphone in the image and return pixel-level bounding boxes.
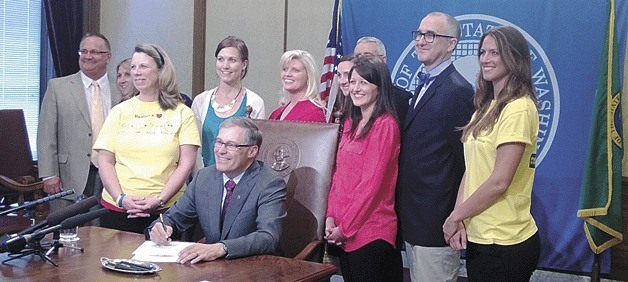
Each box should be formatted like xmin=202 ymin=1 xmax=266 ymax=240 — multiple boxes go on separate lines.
xmin=47 ymin=196 xmax=99 ymax=227
xmin=3 ymin=196 xmax=99 ymax=239
xmin=0 ymin=208 xmax=109 ymax=253
xmin=57 ymin=208 xmax=109 ymax=230
xmin=0 ymin=189 xmax=75 ymax=216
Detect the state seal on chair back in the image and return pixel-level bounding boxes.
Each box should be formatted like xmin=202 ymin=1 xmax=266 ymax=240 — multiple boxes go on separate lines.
xmin=253 ymin=119 xmax=340 ymax=262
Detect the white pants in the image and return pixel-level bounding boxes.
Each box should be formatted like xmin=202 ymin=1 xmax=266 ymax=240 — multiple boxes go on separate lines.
xmin=405 ymin=242 xmax=460 ymax=282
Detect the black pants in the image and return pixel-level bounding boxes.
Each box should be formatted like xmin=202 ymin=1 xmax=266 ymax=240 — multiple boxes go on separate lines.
xmin=466 ymin=233 xmax=540 ymax=282
xmin=100 ymin=209 xmax=159 ymax=234
xmin=337 ymin=239 xmax=403 ymax=282
xmin=83 ymin=165 xmax=103 ymax=199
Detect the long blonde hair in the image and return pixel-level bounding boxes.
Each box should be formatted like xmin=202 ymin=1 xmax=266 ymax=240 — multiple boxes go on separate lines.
xmin=461 ymin=26 xmax=537 ymax=140
xmin=279 ymin=50 xmax=325 ymax=109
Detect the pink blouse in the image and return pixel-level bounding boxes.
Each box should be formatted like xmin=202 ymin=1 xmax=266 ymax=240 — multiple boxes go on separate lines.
xmin=326 ymin=114 xmax=400 ymax=252
xmin=268 ymin=100 xmax=326 ymax=123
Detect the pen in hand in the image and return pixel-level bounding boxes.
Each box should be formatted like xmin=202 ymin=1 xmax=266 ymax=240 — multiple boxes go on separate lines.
xmin=159 ymin=213 xmax=171 ymax=244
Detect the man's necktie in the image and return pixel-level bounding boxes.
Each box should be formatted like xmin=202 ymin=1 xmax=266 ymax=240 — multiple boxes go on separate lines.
xmin=417 ymin=71 xmax=431 ymax=85
xmin=411 ymin=72 xmax=436 ymax=109
xmin=221 ymin=179 xmax=236 ymax=226
xmin=91 ymin=81 xmax=104 ymax=167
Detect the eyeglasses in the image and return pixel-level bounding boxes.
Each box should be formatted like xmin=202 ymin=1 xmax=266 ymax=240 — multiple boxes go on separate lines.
xmin=412 ymin=31 xmax=455 ymax=43
xmin=214 ymin=139 xmax=255 ymax=151
xmin=78 ymin=49 xmax=110 ymax=56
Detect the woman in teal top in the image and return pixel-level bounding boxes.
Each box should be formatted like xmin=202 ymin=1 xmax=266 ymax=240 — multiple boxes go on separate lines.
xmin=191 ymin=36 xmax=265 ymax=168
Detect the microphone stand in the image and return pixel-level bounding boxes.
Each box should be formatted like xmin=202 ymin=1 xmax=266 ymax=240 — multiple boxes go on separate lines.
xmin=0 ymin=190 xmax=75 ymax=216
xmin=45 ymin=230 xmax=83 ymax=257
xmin=2 ymin=234 xmax=57 ymax=266
xmin=2 ymin=208 xmax=106 ymax=267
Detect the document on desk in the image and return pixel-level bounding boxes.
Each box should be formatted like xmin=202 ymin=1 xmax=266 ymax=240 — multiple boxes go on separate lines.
xmin=131 ymin=241 xmax=194 ymax=262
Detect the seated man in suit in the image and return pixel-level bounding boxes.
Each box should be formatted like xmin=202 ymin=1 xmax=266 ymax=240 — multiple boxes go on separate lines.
xmin=147 ymin=117 xmax=287 ymax=264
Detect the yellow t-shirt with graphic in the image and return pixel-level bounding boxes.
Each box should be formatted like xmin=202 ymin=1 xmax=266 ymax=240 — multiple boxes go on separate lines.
xmin=463 ymin=96 xmax=539 ymax=245
xmin=94 ymin=97 xmax=200 ymax=208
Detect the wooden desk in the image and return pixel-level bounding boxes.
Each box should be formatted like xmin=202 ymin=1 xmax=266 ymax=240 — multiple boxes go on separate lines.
xmin=0 ymin=226 xmax=336 ymax=281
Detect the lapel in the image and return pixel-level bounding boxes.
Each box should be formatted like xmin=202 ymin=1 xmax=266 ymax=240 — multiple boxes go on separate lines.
xmin=68 ymin=72 xmax=92 ymax=126
xmin=69 ymin=72 xmax=122 ymax=127
xmin=220 ymin=161 xmax=260 ymax=239
xmin=206 ymin=169 xmax=224 ymax=243
xmin=403 ymin=64 xmax=456 ymax=131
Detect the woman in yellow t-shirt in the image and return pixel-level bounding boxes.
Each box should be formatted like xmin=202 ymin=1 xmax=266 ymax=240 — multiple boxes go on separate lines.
xmin=442 ymin=26 xmax=540 ymax=281
xmin=95 ymin=44 xmax=200 ymax=234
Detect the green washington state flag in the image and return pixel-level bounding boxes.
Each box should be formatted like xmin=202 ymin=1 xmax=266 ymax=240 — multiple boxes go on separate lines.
xmin=577 ymin=0 xmax=624 ymax=254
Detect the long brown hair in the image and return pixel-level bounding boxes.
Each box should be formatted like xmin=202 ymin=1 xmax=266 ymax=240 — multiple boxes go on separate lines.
xmin=346 ymin=53 xmax=398 ymax=139
xmin=461 ymin=26 xmax=537 ymax=140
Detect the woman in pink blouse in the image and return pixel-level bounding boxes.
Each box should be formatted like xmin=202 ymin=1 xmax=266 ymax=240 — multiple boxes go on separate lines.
xmin=268 ymin=50 xmax=326 ymax=122
xmin=325 ymin=54 xmax=403 ymax=281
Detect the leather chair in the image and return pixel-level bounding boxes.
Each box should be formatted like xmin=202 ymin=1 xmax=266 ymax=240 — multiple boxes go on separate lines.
xmin=0 ymin=109 xmax=45 ymax=222
xmin=252 ymin=119 xmax=340 ymax=262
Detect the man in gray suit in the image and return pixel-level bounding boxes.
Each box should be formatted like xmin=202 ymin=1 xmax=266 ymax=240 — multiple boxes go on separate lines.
xmin=148 ymin=117 xmax=287 ymax=264
xmin=37 ymin=33 xmax=121 ymax=205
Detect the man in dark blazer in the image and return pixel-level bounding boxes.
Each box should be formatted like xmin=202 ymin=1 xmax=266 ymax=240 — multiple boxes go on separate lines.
xmin=148 ymin=117 xmax=287 ymax=264
xmin=353 ymin=36 xmax=412 ymax=125
xmin=398 ymin=12 xmax=474 ymax=282
xmin=37 ymin=33 xmax=121 ymax=206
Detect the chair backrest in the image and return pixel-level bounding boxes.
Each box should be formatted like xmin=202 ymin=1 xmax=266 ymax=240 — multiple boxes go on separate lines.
xmin=252 ymin=119 xmax=339 ymax=261
xmin=0 ymin=109 xmax=34 ymax=179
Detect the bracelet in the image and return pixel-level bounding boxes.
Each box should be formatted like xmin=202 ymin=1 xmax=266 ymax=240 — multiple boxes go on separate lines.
xmin=157 ymin=196 xmax=165 ymax=207
xmin=117 ymin=193 xmax=126 ymax=208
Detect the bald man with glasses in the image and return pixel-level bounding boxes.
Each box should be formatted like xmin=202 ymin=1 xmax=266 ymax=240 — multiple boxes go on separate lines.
xmin=397 ymin=12 xmax=475 ymax=282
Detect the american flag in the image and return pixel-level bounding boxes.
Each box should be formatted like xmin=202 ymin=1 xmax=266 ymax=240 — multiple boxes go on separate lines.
xmin=319 ymin=0 xmax=342 ymax=101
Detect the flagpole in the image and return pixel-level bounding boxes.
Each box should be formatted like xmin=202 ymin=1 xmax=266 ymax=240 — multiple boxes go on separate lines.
xmin=592 ymin=253 xmax=600 ymax=282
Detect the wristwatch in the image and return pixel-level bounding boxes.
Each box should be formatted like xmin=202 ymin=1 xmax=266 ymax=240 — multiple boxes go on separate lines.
xmin=157 ymin=196 xmax=165 ymax=207
xmin=221 ymin=243 xmax=228 ymax=256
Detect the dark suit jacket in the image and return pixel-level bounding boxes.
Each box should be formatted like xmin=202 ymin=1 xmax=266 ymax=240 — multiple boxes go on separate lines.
xmin=393 ymin=86 xmax=412 ymax=126
xmin=151 ymin=160 xmax=287 ymax=259
xmin=398 ymin=64 xmax=474 ymax=247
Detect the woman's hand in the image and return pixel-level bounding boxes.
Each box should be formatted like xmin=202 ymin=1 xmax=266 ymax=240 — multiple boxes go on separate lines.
xmin=324 ymin=217 xmax=336 ymax=238
xmin=124 ymin=195 xmax=159 ymax=218
xmin=324 ymin=217 xmax=346 ymax=246
xmin=442 ymin=214 xmax=459 ymax=242
xmin=325 ymin=227 xmax=346 ymax=246
xmin=448 ymin=222 xmax=467 ymax=251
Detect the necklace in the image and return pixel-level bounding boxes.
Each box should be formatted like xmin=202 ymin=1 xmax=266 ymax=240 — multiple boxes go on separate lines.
xmin=211 ymin=85 xmax=243 ymax=113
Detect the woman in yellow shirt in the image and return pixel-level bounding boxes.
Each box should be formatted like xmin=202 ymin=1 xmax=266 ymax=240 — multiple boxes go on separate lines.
xmin=95 ymin=44 xmax=200 ymax=233
xmin=443 ymin=26 xmax=540 ymax=281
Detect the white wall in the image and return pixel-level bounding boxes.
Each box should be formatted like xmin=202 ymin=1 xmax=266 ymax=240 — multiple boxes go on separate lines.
xmin=100 ymin=0 xmax=195 ymax=96
xmin=205 ymin=0 xmax=333 ymax=111
xmin=101 ymin=0 xmax=334 ymax=114
xmin=204 ymin=1 xmax=285 ymax=109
